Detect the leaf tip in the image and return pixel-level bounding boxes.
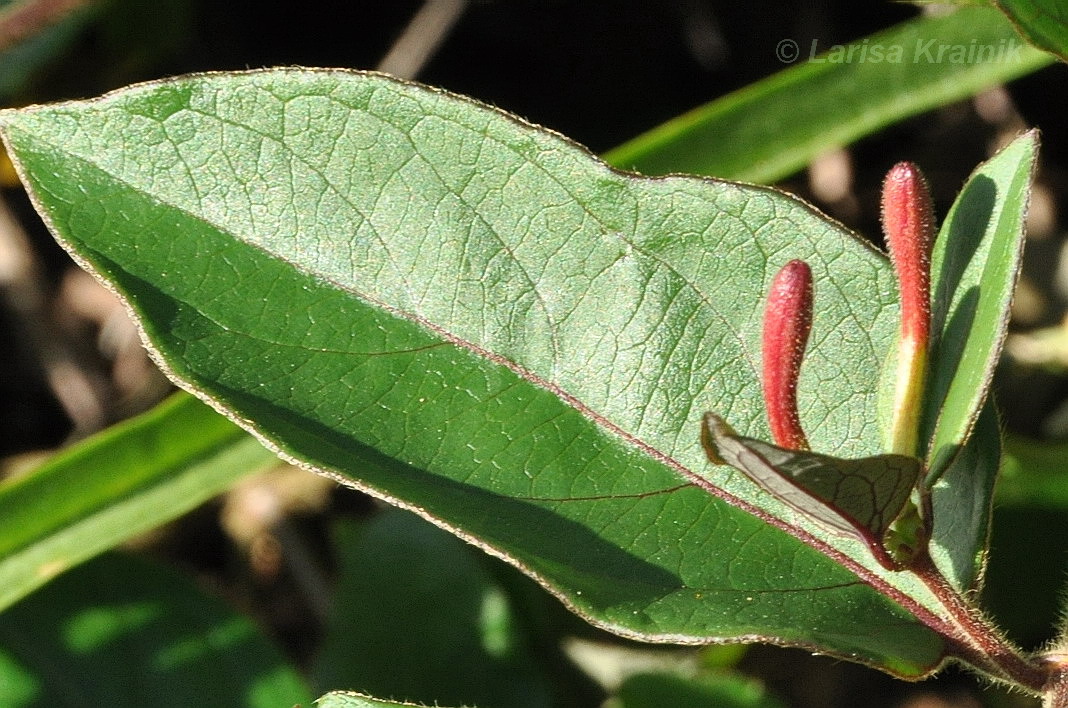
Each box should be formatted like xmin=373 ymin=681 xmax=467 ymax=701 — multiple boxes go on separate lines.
xmin=700 ymin=412 xmax=732 ymax=465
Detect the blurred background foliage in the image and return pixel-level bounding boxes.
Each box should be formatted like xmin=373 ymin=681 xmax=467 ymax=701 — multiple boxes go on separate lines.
xmin=0 ymin=2 xmax=1067 ymax=707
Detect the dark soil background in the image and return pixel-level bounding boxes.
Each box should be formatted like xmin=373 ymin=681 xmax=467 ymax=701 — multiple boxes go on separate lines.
xmin=1 ymin=2 xmax=1067 ymax=707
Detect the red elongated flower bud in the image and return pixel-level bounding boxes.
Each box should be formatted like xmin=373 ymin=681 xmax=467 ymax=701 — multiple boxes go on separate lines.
xmin=882 ymin=162 xmax=934 ymax=346
xmin=881 ymin=161 xmax=935 ymax=457
xmin=763 ymin=259 xmax=813 ymax=451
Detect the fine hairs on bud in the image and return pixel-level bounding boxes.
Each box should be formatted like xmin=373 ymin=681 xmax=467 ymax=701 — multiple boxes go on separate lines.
xmin=881 ymin=161 xmax=935 ymax=457
xmin=762 ymin=259 xmax=813 ymax=451
xmin=881 ymin=162 xmax=934 ymax=345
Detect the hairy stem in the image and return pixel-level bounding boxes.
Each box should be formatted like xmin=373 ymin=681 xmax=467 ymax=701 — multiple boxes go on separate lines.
xmin=1045 ymin=666 xmax=1068 ymax=708
xmin=912 ymin=555 xmax=1046 ymax=692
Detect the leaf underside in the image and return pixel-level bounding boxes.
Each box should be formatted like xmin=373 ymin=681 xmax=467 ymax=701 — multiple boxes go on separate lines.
xmin=0 ymin=68 xmax=997 ymax=676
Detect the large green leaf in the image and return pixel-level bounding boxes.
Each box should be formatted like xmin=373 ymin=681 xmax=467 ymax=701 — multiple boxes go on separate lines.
xmin=995 ymin=0 xmax=1068 ymax=62
xmin=0 ymin=69 xmax=985 ymax=676
xmin=0 ymin=9 xmax=1044 ymax=619
xmin=0 ymin=392 xmax=278 ymax=612
xmin=314 ymin=511 xmax=551 ymax=707
xmin=604 ymin=7 xmax=1052 ymax=182
xmin=0 ymin=552 xmax=310 ymax=707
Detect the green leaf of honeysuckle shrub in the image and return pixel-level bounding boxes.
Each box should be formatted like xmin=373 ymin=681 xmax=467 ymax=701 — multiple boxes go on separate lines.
xmin=0 ymin=70 xmax=1036 ymax=678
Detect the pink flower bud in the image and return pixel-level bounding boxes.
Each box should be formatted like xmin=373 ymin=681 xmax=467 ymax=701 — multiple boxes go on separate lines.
xmin=881 ymin=162 xmax=934 ymax=347
xmin=881 ymin=161 xmax=935 ymax=457
xmin=763 ymin=259 xmax=813 ymax=451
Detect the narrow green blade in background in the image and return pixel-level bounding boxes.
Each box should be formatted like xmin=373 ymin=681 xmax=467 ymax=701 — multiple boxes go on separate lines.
xmin=0 ymin=392 xmax=278 ymax=612
xmin=0 ymin=0 xmax=96 ymax=102
xmin=604 ymin=7 xmax=1052 ymax=182
xmin=983 ymin=435 xmax=1068 ymax=646
xmin=0 ymin=70 xmax=953 ymax=676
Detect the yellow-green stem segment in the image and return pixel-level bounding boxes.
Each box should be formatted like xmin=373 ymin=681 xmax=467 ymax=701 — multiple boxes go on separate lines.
xmin=889 ymin=336 xmax=926 ymax=457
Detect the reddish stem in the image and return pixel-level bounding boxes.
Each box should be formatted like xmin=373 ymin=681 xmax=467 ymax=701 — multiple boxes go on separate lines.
xmin=762 ymin=260 xmax=813 ymax=450
xmin=1045 ymin=666 xmax=1068 ymax=707
xmin=911 ymin=554 xmax=1047 ymax=693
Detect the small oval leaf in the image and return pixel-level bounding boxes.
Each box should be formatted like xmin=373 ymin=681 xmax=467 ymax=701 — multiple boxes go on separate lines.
xmin=701 ymin=414 xmax=922 ymax=570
